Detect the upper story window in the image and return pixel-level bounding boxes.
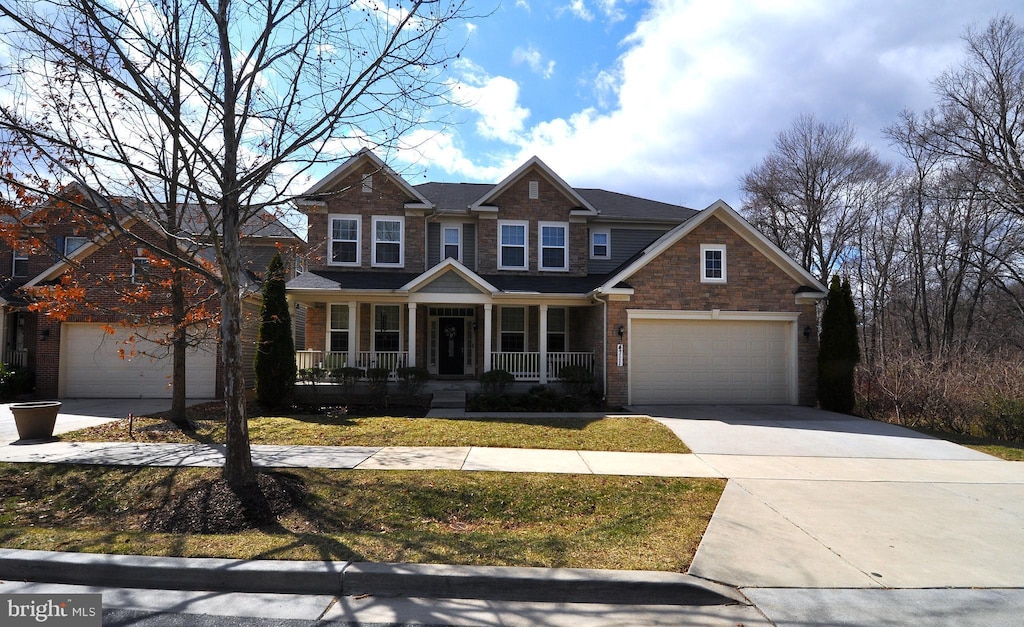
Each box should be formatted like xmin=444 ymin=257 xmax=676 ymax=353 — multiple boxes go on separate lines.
xmin=442 ymin=225 xmax=461 ymax=261
xmin=539 ymin=222 xmax=568 ymax=271
xmin=12 ymin=247 xmax=28 ymax=278
xmin=329 ymin=214 xmax=360 ymax=266
xmin=372 ymin=216 xmax=404 ymax=267
xmin=590 ymin=229 xmax=610 ymax=259
xmin=700 ymin=244 xmax=727 ymax=283
xmin=64 ymin=236 xmax=89 ymax=256
xmin=132 ymin=257 xmax=151 ymax=284
xmin=498 ymin=220 xmax=528 ymax=270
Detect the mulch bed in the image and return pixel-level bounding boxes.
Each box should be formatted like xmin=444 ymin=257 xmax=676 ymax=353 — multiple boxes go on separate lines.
xmin=145 ymin=471 xmax=307 ymax=534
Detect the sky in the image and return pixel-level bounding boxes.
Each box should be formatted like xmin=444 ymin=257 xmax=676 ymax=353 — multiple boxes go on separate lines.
xmin=369 ymin=0 xmax=1021 ymax=212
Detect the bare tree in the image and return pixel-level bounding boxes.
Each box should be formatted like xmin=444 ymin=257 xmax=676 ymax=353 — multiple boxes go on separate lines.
xmin=740 ymin=114 xmax=892 ymax=283
xmin=0 ymin=0 xmax=474 ymax=488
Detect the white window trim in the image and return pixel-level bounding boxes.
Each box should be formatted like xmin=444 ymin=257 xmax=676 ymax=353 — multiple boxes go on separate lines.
xmin=372 ymin=216 xmax=404 ymax=268
xmin=372 ymin=303 xmax=403 ymax=352
xmin=590 ymin=228 xmax=610 ymax=260
xmin=441 ymin=224 xmax=462 ymax=262
xmin=700 ymin=244 xmax=727 ymax=283
xmin=498 ymin=306 xmax=528 ymax=353
xmin=328 ymin=304 xmax=350 ymax=353
xmin=538 ymin=221 xmax=569 ymax=272
xmin=497 ymin=219 xmax=529 ymax=270
xmin=12 ymin=248 xmax=28 ymax=278
xmin=132 ymin=257 xmax=150 ymax=284
xmin=64 ymin=236 xmax=89 ymax=256
xmin=328 ymin=214 xmax=361 ymax=267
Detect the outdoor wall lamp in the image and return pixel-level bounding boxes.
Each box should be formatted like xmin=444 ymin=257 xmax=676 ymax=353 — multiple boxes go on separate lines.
xmin=617 ymin=325 xmax=625 ymax=337
xmin=803 ymin=326 xmax=812 ymax=340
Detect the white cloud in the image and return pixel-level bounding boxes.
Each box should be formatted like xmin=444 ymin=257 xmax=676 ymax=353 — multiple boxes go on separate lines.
xmin=562 ymin=1 xmax=593 ymax=22
xmin=512 ymin=46 xmax=556 ymax=79
xmin=449 ymin=66 xmax=530 ymax=143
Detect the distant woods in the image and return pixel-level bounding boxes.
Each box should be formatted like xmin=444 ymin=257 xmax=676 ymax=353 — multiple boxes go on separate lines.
xmin=742 ymin=15 xmax=1024 ymax=429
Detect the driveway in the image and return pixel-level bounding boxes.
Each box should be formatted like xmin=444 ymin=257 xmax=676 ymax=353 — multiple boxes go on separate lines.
xmin=629 ymin=405 xmax=1024 ymax=590
xmin=0 ymin=398 xmax=215 ymax=444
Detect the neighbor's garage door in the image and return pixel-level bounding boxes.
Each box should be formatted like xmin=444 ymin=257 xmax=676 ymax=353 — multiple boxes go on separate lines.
xmin=630 ymin=318 xmax=793 ymax=404
xmin=60 ymin=323 xmax=217 ymax=398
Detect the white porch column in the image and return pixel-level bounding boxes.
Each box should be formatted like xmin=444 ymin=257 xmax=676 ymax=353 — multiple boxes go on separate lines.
xmin=539 ymin=304 xmax=548 ymax=384
xmin=483 ymin=303 xmax=493 ymax=372
xmin=348 ymin=301 xmax=358 ymax=367
xmin=407 ymin=302 xmax=417 ymax=367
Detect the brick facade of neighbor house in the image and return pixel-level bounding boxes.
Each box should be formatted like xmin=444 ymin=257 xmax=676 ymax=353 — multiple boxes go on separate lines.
xmin=602 ymin=215 xmax=819 ymax=406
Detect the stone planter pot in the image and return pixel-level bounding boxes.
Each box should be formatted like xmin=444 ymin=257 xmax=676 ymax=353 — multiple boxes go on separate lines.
xmin=11 ymin=401 xmax=61 ymax=441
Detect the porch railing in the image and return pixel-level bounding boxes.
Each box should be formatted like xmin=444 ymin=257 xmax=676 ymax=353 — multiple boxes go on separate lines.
xmin=2 ymin=349 xmax=27 ymax=368
xmin=294 ymin=350 xmax=408 ymax=379
xmin=491 ymin=351 xmax=595 ymax=381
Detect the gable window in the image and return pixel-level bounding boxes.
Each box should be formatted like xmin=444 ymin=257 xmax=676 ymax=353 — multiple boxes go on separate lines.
xmin=590 ymin=229 xmax=610 ymax=259
xmin=701 ymin=244 xmax=727 ymax=283
xmin=64 ymin=236 xmax=89 ymax=256
xmin=329 ymin=304 xmax=349 ymax=353
xmin=372 ymin=216 xmax=403 ymax=267
xmin=362 ymin=174 xmax=373 ymax=193
xmin=442 ymin=225 xmax=461 ymax=261
xmin=329 ymin=215 xmax=360 ymax=265
xmin=132 ymin=257 xmax=150 ymax=284
xmin=539 ymin=222 xmax=568 ymax=271
xmin=498 ymin=220 xmax=528 ymax=270
xmin=528 ymin=180 xmax=539 ymax=199
xmin=12 ymin=247 xmax=28 ymax=278
xmin=547 ymin=307 xmax=566 ymax=352
xmin=499 ymin=306 xmax=526 ymax=352
xmin=374 ymin=304 xmax=401 ymax=352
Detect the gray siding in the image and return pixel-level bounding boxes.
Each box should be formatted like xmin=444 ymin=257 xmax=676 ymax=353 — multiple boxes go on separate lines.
xmin=587 ymin=228 xmax=668 ymax=274
xmin=427 ymin=222 xmax=440 ymax=268
xmin=419 ymin=272 xmax=481 ymax=294
xmin=427 ymin=222 xmax=476 ymax=270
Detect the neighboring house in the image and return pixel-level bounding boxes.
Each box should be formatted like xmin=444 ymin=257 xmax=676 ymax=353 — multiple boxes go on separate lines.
xmin=288 ymin=149 xmax=827 ymax=406
xmin=0 ymin=196 xmax=303 ymax=399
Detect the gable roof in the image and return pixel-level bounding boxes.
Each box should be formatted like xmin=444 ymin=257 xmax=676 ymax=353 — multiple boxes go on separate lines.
xmin=299 ymin=148 xmax=432 ymax=208
xmin=469 ymin=156 xmax=598 ymax=215
xmin=594 ymin=200 xmax=827 ymax=295
xmin=401 ymin=257 xmax=497 ymax=293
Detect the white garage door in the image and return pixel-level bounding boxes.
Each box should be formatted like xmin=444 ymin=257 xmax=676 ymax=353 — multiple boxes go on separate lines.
xmin=60 ymin=323 xmax=217 ymax=398
xmin=630 ymin=318 xmax=794 ymax=404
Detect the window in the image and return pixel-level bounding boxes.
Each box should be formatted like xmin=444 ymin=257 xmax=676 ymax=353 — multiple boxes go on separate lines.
xmin=528 ymin=180 xmax=539 ymax=199
xmin=374 ymin=305 xmax=401 ymax=352
xmin=12 ymin=247 xmax=28 ymax=278
xmin=500 ymin=306 xmax=526 ymax=352
xmin=590 ymin=229 xmax=610 ymax=259
xmin=132 ymin=257 xmax=150 ymax=284
xmin=498 ymin=220 xmax=528 ymax=270
xmin=64 ymin=236 xmax=89 ymax=256
xmin=442 ymin=226 xmax=460 ymax=261
xmin=701 ymin=244 xmax=727 ymax=283
xmin=539 ymin=222 xmax=568 ymax=271
xmin=372 ymin=216 xmax=403 ymax=266
xmin=329 ymin=215 xmax=360 ymax=265
xmin=329 ymin=304 xmax=349 ymax=353
xmin=547 ymin=307 xmax=566 ymax=352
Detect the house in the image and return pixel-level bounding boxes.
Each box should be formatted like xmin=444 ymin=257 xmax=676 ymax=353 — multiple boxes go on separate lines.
xmin=0 ymin=194 xmax=303 ymax=399
xmin=288 ymin=149 xmax=826 ymax=406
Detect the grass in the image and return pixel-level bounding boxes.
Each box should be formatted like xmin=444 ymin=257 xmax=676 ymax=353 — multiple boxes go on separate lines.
xmin=0 ymin=463 xmax=722 ymax=571
xmin=63 ymin=412 xmax=691 ymax=454
xmin=914 ymin=428 xmax=1024 ymax=461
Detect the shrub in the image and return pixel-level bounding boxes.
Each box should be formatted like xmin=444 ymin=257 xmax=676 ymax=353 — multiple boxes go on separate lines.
xmin=330 ymin=367 xmax=364 ymax=397
xmin=818 ymin=275 xmax=859 ymax=413
xmin=254 ymin=253 xmax=296 ymax=408
xmin=979 ymin=393 xmax=1024 ymax=442
xmin=396 ymin=366 xmax=429 ymax=395
xmin=480 ymin=369 xmax=514 ymax=396
xmin=0 ymin=364 xmax=32 ymax=400
xmin=366 ymin=367 xmax=391 ymax=396
xmin=558 ymin=365 xmax=593 ymax=397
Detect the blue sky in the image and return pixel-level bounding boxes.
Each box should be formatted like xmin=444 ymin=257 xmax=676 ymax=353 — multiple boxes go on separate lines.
xmin=342 ymin=0 xmax=1022 ymax=212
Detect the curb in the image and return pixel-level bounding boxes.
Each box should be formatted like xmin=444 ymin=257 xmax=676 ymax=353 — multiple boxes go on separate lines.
xmin=0 ymin=550 xmax=746 ymax=606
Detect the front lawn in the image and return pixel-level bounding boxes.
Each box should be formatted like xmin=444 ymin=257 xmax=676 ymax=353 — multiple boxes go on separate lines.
xmin=64 ymin=411 xmax=690 ymax=454
xmin=0 ymin=464 xmax=722 ymax=571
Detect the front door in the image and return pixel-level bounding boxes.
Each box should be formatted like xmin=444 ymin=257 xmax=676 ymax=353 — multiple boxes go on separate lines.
xmin=438 ymin=317 xmax=465 ymax=375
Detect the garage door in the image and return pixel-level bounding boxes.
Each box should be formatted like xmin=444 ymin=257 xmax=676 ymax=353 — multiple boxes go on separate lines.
xmin=630 ymin=318 xmax=793 ymax=404
xmin=60 ymin=323 xmax=217 ymax=398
